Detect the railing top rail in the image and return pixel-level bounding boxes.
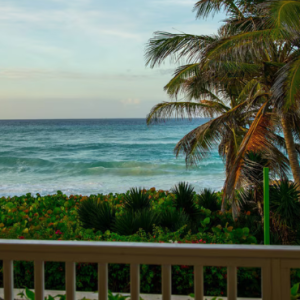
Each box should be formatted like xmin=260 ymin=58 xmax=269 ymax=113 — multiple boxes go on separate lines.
xmin=1 ymin=240 xmax=300 ymax=260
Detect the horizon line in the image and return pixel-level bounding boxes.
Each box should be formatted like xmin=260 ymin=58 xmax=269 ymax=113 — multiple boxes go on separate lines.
xmin=0 ymin=117 xmax=210 ymax=121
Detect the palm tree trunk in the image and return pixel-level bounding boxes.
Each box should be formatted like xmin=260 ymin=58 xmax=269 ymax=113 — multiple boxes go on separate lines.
xmin=281 ymin=114 xmax=300 ymax=188
xmin=222 ymin=139 xmax=235 ymax=212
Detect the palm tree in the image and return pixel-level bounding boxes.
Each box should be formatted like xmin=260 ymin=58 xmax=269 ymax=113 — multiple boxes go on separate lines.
xmin=145 ymin=27 xmax=292 ymax=214
xmin=192 ymin=0 xmax=300 ymax=190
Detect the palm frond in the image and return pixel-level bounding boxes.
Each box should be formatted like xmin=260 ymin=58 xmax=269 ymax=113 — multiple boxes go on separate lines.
xmin=203 ymin=28 xmax=286 ymax=64
xmin=222 ymin=102 xmax=270 ymax=205
xmin=145 ymin=32 xmax=218 ymax=67
xmin=269 ymin=0 xmax=300 ymax=31
xmin=273 ymin=54 xmax=300 ymax=111
xmin=146 ymin=101 xmax=223 ymax=124
xmin=174 ymin=98 xmax=251 ymax=165
xmin=193 ymin=0 xmax=244 ymax=19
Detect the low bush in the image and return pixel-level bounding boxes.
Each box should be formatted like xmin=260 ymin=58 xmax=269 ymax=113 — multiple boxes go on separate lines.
xmin=197 ymin=189 xmax=220 ymax=211
xmin=159 ymin=207 xmax=189 ymax=232
xmin=123 ymin=188 xmax=151 ymax=212
xmin=171 ymin=182 xmax=200 ymax=221
xmin=78 ymin=199 xmax=116 ymax=232
xmin=114 ymin=209 xmax=159 ymax=235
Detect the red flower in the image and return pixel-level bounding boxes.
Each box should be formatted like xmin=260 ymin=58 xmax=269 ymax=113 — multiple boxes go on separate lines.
xmin=221 ymin=291 xmax=224 ymax=295
xmin=19 ymin=236 xmax=25 ymax=239
xmin=55 ymin=230 xmax=63 ymax=235
xmin=180 ymin=265 xmax=189 ymax=269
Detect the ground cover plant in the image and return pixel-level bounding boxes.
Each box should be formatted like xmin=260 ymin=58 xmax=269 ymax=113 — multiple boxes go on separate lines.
xmin=1 ymin=182 xmax=300 ymax=297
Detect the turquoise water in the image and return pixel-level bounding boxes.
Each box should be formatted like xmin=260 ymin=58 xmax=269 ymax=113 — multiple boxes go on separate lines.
xmin=0 ymin=119 xmax=225 ymax=196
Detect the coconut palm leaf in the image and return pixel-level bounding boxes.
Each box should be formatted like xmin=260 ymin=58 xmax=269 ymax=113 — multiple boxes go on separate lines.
xmin=269 ymin=0 xmax=300 ymax=31
xmin=202 ymin=28 xmax=286 ymax=64
xmin=273 ymin=54 xmax=300 ymax=111
xmin=146 ymin=101 xmax=225 ymax=124
xmin=145 ymin=32 xmax=219 ymax=67
xmin=173 ymin=99 xmax=249 ymax=165
xmin=193 ymin=0 xmax=244 ymax=19
xmin=166 ymin=75 xmax=226 ymax=101
xmin=222 ymin=102 xmax=271 ymax=208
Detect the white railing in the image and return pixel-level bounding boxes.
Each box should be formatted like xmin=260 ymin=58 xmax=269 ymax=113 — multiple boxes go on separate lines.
xmin=1 ymin=240 xmax=300 ymax=300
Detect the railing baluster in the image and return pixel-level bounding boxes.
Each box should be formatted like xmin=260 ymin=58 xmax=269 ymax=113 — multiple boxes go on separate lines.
xmin=66 ymin=262 xmax=76 ymax=300
xmin=194 ymin=265 xmax=203 ymax=300
xmin=130 ymin=264 xmax=140 ymax=300
xmin=281 ymin=266 xmax=290 ymax=300
xmin=3 ymin=260 xmax=14 ymax=300
xmin=271 ymin=259 xmax=281 ymax=300
xmin=262 ymin=262 xmax=272 ymax=300
xmin=227 ymin=266 xmax=237 ymax=300
xmin=98 ymin=263 xmax=108 ymax=300
xmin=34 ymin=260 xmax=44 ymax=300
xmin=162 ymin=265 xmax=171 ymax=300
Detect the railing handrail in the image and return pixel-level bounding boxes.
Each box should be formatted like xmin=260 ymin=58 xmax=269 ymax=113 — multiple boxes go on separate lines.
xmin=1 ymin=239 xmax=299 ymax=299
xmin=1 ymin=239 xmax=300 ymax=260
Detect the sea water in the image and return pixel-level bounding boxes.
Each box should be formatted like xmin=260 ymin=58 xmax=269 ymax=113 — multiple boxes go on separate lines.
xmin=0 ymin=119 xmax=225 ymax=196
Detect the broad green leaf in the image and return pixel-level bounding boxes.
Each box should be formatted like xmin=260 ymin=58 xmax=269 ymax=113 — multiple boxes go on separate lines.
xmin=291 ymin=283 xmax=300 ymax=296
xmin=25 ymin=287 xmax=35 ymax=300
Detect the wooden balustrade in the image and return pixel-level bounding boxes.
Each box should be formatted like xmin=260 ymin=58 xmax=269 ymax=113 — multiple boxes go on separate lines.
xmin=1 ymin=240 xmax=300 ymax=299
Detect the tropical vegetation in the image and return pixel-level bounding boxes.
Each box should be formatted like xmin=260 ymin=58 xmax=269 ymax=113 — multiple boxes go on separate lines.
xmin=1 ymin=182 xmax=300 ymax=297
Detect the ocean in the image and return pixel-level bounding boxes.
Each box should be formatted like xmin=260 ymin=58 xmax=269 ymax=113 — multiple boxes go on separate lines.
xmin=0 ymin=119 xmax=225 ymax=196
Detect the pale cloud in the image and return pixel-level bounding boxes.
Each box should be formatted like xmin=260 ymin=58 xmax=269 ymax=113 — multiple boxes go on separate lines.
xmin=121 ymin=98 xmax=141 ymax=106
xmin=0 ymin=4 xmax=141 ymax=40
xmin=151 ymin=0 xmax=196 ymax=6
xmin=0 ymin=0 xmax=224 ymax=119
xmin=0 ymin=68 xmax=151 ymax=81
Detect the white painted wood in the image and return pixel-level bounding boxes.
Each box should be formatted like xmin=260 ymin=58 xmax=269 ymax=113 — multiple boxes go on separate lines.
xmin=98 ymin=263 xmax=108 ymax=300
xmin=34 ymin=260 xmax=44 ymax=300
xmin=66 ymin=262 xmax=76 ymax=300
xmin=262 ymin=261 xmax=272 ymax=300
xmin=194 ymin=265 xmax=203 ymax=300
xmin=3 ymin=260 xmax=14 ymax=300
xmin=227 ymin=266 xmax=237 ymax=300
xmin=162 ymin=265 xmax=171 ymax=300
xmin=130 ymin=264 xmax=140 ymax=300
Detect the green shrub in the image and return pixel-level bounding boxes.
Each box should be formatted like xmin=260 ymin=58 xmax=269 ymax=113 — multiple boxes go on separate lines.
xmin=270 ymin=180 xmax=300 ymax=228
xmin=198 ymin=189 xmax=220 ymax=211
xmin=78 ymin=199 xmax=116 ymax=232
xmin=171 ymin=182 xmax=199 ymax=220
xmin=123 ymin=188 xmax=151 ymax=211
xmin=114 ymin=209 xmax=159 ymax=235
xmin=159 ymin=207 xmax=189 ymax=232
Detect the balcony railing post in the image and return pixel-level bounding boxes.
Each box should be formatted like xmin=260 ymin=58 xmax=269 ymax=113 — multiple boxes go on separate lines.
xmin=281 ymin=266 xmax=291 ymax=300
xmin=227 ymin=266 xmax=237 ymax=300
xmin=194 ymin=265 xmax=203 ymax=300
xmin=98 ymin=263 xmax=108 ymax=300
xmin=162 ymin=265 xmax=171 ymax=300
xmin=130 ymin=264 xmax=140 ymax=300
xmin=66 ymin=262 xmax=76 ymax=300
xmin=262 ymin=260 xmax=272 ymax=300
xmin=34 ymin=260 xmax=44 ymax=300
xmin=270 ymin=259 xmax=282 ymax=300
xmin=3 ymin=259 xmax=14 ymax=300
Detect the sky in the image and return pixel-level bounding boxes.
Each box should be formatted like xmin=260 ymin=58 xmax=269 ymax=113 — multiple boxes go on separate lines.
xmin=0 ymin=0 xmax=225 ymax=119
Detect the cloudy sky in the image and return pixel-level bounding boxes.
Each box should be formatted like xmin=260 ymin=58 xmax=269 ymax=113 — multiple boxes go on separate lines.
xmin=0 ymin=0 xmax=224 ymax=119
